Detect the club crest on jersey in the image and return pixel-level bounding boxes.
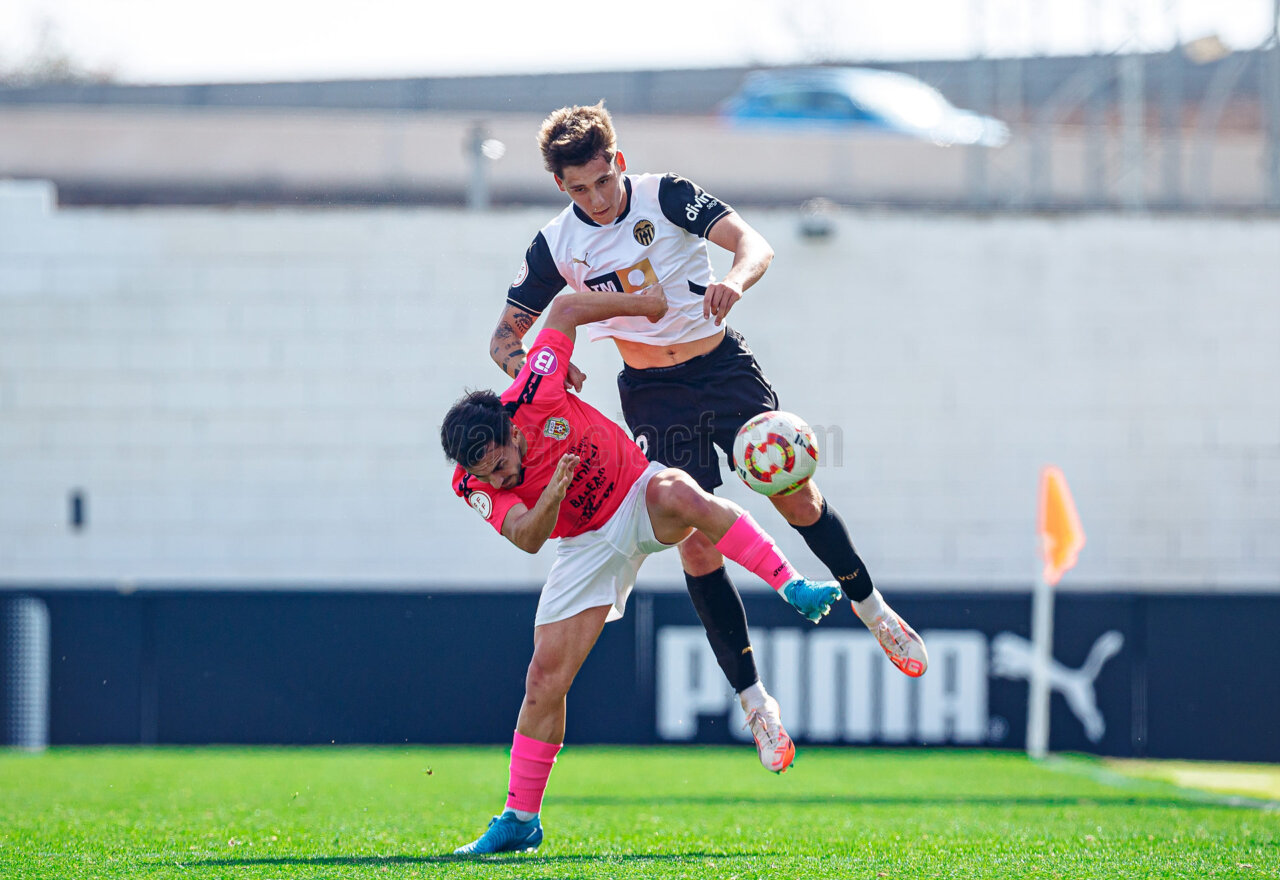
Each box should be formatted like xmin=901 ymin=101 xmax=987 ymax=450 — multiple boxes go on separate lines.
xmin=512 ymin=259 xmax=528 ymax=287
xmin=543 ymin=417 xmax=571 ymax=441
xmin=632 ymin=219 xmax=655 ymax=246
xmin=529 ymin=347 xmax=559 ymax=375
xmin=468 ymin=491 xmax=493 ymax=519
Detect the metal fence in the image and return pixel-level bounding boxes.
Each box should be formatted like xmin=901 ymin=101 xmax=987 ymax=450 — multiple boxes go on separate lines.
xmin=1 ymin=45 xmax=1277 ymax=211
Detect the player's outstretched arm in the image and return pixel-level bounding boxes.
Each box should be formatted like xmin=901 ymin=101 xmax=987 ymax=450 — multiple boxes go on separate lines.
xmin=704 ymin=213 xmax=774 ymax=326
xmin=499 ymin=453 xmax=580 ymax=553
xmin=543 ymin=286 xmax=667 ymax=343
xmin=490 ymin=304 xmax=587 ymax=391
xmin=490 ymin=304 xmax=538 ymax=380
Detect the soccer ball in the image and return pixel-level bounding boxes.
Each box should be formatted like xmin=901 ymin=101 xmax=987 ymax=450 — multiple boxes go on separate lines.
xmin=732 ymin=411 xmax=819 ymax=497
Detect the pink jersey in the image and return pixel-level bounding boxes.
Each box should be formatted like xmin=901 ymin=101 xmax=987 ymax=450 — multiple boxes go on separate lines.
xmin=452 ymin=327 xmax=649 ymax=540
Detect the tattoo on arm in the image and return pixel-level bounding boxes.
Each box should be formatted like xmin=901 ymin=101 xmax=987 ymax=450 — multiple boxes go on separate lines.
xmin=491 ymin=308 xmax=537 ymax=377
xmin=511 ymin=310 xmax=535 ymax=335
xmin=501 ymin=347 xmax=527 ymax=379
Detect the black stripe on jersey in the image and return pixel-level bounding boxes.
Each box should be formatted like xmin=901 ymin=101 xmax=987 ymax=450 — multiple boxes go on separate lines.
xmin=507 ymin=232 xmax=566 ymax=315
xmin=688 ymin=281 xmax=707 ymax=296
xmin=507 ymin=372 xmax=544 ymax=414
xmin=658 ymin=174 xmax=732 ymax=238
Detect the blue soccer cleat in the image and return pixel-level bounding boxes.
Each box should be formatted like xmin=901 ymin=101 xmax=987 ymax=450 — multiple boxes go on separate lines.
xmin=780 ymin=578 xmax=842 ymax=622
xmin=453 ymin=810 xmax=544 ymax=856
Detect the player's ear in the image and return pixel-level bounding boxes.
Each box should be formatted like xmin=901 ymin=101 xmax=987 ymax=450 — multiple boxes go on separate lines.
xmin=554 ymin=174 xmax=566 ymax=192
xmin=615 ymin=151 xmax=627 ymax=173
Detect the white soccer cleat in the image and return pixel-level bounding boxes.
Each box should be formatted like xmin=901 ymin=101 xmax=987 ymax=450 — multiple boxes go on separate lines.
xmin=743 ymin=695 xmax=795 ymax=773
xmin=856 ymin=600 xmax=929 ymax=677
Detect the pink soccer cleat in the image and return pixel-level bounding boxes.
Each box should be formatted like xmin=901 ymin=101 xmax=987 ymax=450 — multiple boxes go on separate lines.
xmin=857 ymin=600 xmax=929 ymax=678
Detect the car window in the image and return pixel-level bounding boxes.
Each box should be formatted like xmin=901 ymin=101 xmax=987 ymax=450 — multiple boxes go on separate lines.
xmin=849 ymin=76 xmax=949 ymax=127
xmin=757 ymin=88 xmax=862 ymax=119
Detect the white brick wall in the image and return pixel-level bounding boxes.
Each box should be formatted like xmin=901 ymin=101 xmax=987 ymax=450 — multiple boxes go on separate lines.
xmin=1 ymin=181 xmax=1277 ymax=591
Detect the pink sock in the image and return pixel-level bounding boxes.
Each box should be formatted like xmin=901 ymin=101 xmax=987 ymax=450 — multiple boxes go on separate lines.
xmin=505 ymin=730 xmax=562 ymax=814
xmin=714 ymin=513 xmax=798 ymax=590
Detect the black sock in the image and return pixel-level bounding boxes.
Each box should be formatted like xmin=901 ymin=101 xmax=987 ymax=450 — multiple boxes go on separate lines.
xmin=684 ymin=567 xmax=759 ymax=693
xmin=792 ymin=499 xmax=874 ymax=602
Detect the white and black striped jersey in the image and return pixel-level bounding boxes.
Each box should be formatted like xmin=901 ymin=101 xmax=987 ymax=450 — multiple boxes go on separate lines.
xmin=506 ymin=173 xmax=733 ymax=346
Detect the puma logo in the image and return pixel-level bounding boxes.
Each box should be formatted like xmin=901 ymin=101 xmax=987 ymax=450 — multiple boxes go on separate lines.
xmin=991 ymin=630 xmax=1124 ymax=742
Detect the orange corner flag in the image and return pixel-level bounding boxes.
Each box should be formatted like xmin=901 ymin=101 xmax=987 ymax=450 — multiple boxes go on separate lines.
xmin=1038 ymin=466 xmax=1085 ymax=586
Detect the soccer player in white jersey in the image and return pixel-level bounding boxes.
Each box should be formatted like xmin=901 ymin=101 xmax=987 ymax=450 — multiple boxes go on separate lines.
xmin=446 ymin=285 xmax=842 ymax=855
xmin=487 ymin=103 xmax=929 ymax=755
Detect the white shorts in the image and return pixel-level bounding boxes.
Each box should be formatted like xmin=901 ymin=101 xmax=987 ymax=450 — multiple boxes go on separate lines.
xmin=535 ymin=462 xmax=675 ymax=626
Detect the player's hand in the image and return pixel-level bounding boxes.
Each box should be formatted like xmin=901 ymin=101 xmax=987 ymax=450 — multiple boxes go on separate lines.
xmin=703 ymin=280 xmax=743 ymax=326
xmin=638 ymin=283 xmax=668 ymax=323
xmin=545 ymin=453 xmax=580 ymax=503
xmin=564 ymin=361 xmax=587 ymax=393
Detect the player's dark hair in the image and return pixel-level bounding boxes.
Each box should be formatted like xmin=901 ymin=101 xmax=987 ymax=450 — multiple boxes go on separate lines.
xmin=440 ymin=389 xmax=513 ymax=468
xmin=538 ymin=101 xmax=617 ymax=177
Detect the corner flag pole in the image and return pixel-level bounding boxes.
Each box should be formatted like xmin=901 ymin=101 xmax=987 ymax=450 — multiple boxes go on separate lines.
xmin=1028 ymin=466 xmax=1086 ymax=759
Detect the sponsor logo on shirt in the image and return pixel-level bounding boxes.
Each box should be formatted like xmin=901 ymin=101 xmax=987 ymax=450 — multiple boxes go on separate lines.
xmin=564 ymin=437 xmax=614 ymax=523
xmin=529 ymin=347 xmax=559 ymax=375
xmin=633 ymin=219 xmax=655 ymax=246
xmin=512 ymin=259 xmax=528 ymax=287
xmin=584 ymin=258 xmax=659 ymax=294
xmin=543 ymin=417 xmax=571 ymax=441
xmin=468 ymin=491 xmax=493 ymax=518
xmin=685 ymin=192 xmax=720 ymax=223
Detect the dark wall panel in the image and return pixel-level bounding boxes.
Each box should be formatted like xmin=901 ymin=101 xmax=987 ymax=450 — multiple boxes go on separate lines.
xmin=5 ymin=588 xmax=1277 ymax=762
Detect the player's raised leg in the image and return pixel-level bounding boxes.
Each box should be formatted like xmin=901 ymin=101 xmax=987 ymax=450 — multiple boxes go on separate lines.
xmin=454 ymin=605 xmax=611 ymax=856
xmin=678 ymin=531 xmax=795 ymax=772
xmin=646 ymin=469 xmax=842 ymax=622
xmin=772 ymin=480 xmax=928 ymax=677
xmin=645 ymin=468 xmax=840 ymax=772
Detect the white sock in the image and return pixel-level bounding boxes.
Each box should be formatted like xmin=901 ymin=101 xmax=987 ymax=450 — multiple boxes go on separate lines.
xmin=738 ymin=680 xmax=769 ymax=712
xmin=852 ymin=588 xmax=887 ymax=625
xmin=510 ymin=808 xmax=538 ymax=822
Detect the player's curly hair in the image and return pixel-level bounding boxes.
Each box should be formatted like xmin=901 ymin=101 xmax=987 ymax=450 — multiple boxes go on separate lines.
xmin=538 ymin=101 xmax=617 ymax=178
xmin=440 ymin=389 xmax=513 ymax=468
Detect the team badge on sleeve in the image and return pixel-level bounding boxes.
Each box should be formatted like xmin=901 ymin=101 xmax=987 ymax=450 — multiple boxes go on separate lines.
xmin=512 ymin=259 xmax=529 ymax=287
xmin=543 ymin=417 xmax=571 ymax=441
xmin=468 ymin=491 xmax=493 ymax=518
xmin=529 ymin=347 xmax=559 ymax=375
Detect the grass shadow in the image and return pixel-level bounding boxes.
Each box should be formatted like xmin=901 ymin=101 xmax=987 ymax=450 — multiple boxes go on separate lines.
xmin=557 ymin=793 xmax=1251 ymax=811
xmin=186 ymin=851 xmax=770 ymax=869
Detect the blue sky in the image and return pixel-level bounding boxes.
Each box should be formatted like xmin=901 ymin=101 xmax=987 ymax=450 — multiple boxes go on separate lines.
xmin=1 ymin=0 xmax=1275 ymax=84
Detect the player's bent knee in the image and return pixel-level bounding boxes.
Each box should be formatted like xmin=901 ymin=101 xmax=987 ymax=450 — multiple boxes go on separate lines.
xmin=647 ymin=468 xmax=708 ymax=518
xmin=678 ymin=529 xmax=725 ymax=574
xmin=524 ymin=656 xmax=573 ymax=702
xmin=772 ymin=479 xmax=824 ymax=526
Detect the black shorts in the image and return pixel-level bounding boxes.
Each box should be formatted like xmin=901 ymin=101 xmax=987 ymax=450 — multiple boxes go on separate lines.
xmin=617 ymin=327 xmax=779 ymax=492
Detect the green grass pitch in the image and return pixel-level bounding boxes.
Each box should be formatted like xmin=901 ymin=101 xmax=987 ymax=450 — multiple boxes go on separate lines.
xmin=1 ymin=746 xmax=1275 ymax=879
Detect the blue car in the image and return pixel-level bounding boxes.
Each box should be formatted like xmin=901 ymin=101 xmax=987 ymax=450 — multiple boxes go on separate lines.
xmin=718 ymin=67 xmax=1010 ymax=147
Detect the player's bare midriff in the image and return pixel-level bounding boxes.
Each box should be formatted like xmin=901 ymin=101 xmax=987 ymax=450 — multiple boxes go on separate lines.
xmin=612 ymin=328 xmax=726 ymax=369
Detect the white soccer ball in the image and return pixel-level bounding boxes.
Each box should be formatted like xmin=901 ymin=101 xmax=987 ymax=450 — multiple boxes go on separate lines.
xmin=732 ymin=410 xmax=819 ymax=497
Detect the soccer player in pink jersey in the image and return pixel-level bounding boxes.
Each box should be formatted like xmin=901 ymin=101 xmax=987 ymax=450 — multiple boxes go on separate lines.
xmin=443 ymin=284 xmax=842 ymax=856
